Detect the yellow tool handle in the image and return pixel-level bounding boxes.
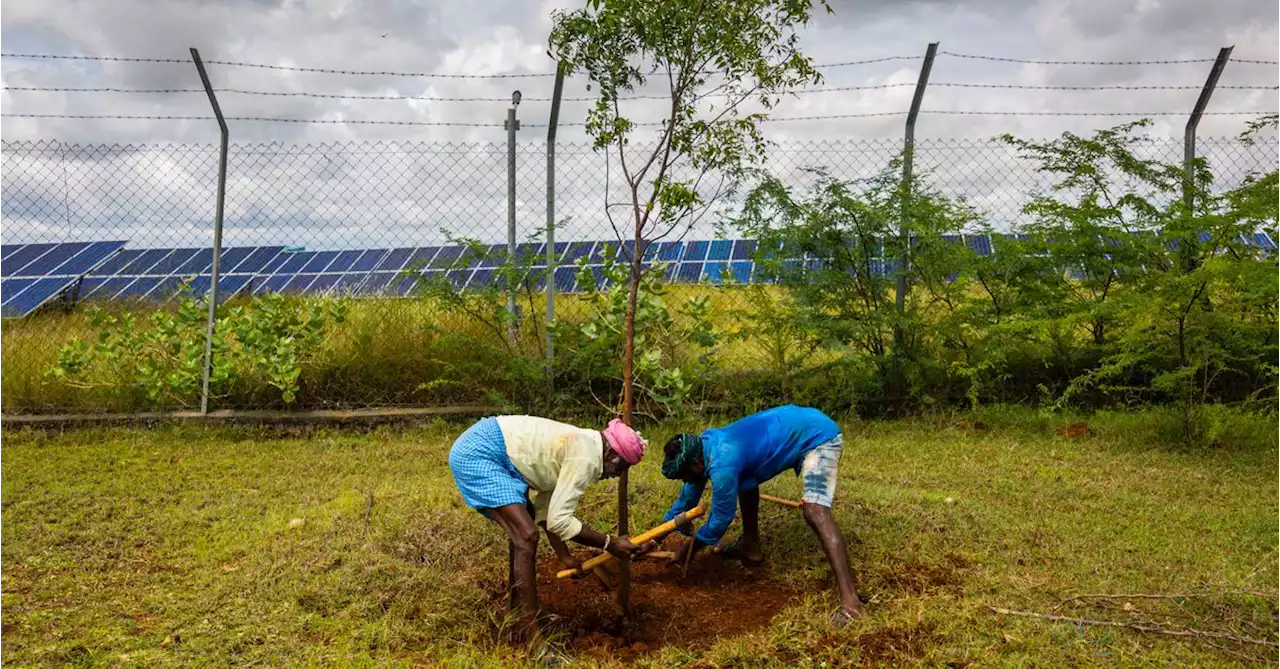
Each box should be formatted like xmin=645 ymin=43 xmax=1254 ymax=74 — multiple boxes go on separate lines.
xmin=760 ymin=493 xmax=803 ymax=509
xmin=555 ymin=505 xmax=705 ymax=579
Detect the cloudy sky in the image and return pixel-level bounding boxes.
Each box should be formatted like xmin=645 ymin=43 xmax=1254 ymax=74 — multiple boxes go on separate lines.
xmin=1 ymin=0 xmax=1277 ymax=248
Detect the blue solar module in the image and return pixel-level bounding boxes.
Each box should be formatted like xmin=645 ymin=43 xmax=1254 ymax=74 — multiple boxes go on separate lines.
xmin=48 ymin=241 xmax=126 ymax=277
xmin=275 ymin=251 xmax=315 ymax=274
xmin=231 ymin=246 xmax=284 ymax=274
xmin=117 ymin=277 xmax=162 ymax=299
xmin=677 ymin=262 xmax=703 ymax=282
xmin=707 ymin=240 xmax=733 ymax=261
xmin=430 ymin=246 xmax=464 ymax=269
xmin=282 ymin=274 xmax=318 ymax=294
xmin=468 ymin=268 xmax=495 ymax=289
xmin=445 ymin=269 xmax=472 ymax=290
xmin=654 ymin=241 xmax=683 ymax=262
xmin=146 ymin=248 xmax=201 ymax=276
xmin=17 ymin=241 xmax=91 ymax=276
xmin=703 ymin=261 xmax=726 ymax=283
xmin=358 ymin=272 xmax=396 ymax=295
xmin=553 ymin=266 xmax=577 ymax=293
xmin=731 ymin=239 xmax=756 ymax=260
xmin=301 ymin=251 xmax=339 ymax=273
xmin=332 ymin=273 xmax=368 ymax=294
xmin=965 ymin=235 xmax=993 ymax=256
xmin=404 ymin=246 xmax=441 ymax=270
xmin=4 ymin=240 xmax=126 ymax=316
xmin=173 ymin=248 xmax=214 ymax=275
xmin=590 ymin=242 xmax=624 ymax=264
xmin=118 ymin=249 xmax=170 ymax=275
xmin=79 ymin=276 xmax=131 ymax=301
xmin=1 ymin=245 xmax=22 ymax=261
xmin=376 ymin=247 xmax=414 ymax=271
xmin=351 ymin=249 xmax=389 ymax=272
xmin=307 ymin=273 xmax=342 ymax=294
xmin=2 ymin=277 xmax=73 ymax=317
xmin=730 ymin=261 xmax=752 ymax=284
xmin=1 ymin=278 xmax=37 ymax=307
xmin=2 ymin=243 xmax=57 ymax=276
xmin=327 ymin=250 xmax=364 ymax=273
xmin=682 ymin=241 xmax=709 ymax=262
xmin=563 ymin=241 xmax=594 ymax=265
xmin=217 ymin=247 xmax=254 ymax=273
xmin=254 ymin=274 xmax=292 ymax=295
xmin=1256 ymin=232 xmax=1277 ymax=251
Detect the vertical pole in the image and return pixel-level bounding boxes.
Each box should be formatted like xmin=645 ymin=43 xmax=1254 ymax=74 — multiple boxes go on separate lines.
xmin=1182 ymin=46 xmax=1232 ymax=272
xmin=893 ymin=41 xmax=937 ymax=405
xmin=191 ymin=48 xmax=228 ymax=415
xmin=546 ymin=64 xmax=565 ymax=385
xmin=506 ymin=92 xmax=522 ymax=345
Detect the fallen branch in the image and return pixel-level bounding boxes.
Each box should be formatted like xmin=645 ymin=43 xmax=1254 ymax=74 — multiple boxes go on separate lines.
xmin=1053 ymin=592 xmax=1200 ymax=612
xmin=986 ymin=606 xmax=1277 ymax=649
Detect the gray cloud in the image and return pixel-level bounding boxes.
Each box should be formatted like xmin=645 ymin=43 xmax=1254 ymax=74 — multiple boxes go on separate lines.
xmin=2 ymin=0 xmax=1275 ymax=250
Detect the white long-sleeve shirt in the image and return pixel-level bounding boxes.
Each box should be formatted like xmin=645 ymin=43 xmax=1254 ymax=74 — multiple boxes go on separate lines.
xmin=496 ymin=415 xmax=603 ymax=541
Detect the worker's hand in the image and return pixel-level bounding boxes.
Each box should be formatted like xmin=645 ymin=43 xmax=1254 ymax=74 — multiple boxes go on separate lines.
xmin=558 ymin=554 xmax=588 ymax=579
xmin=669 ymin=538 xmax=693 ymax=567
xmin=605 ymin=535 xmax=653 ymax=560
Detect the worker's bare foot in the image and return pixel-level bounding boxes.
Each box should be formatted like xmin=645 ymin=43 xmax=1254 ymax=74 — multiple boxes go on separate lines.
xmin=716 ymin=538 xmax=765 ymax=566
xmin=830 ymin=603 xmax=864 ymax=628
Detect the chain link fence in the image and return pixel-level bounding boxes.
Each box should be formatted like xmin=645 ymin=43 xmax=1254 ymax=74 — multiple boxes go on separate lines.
xmin=2 ymin=134 xmax=1276 ymax=413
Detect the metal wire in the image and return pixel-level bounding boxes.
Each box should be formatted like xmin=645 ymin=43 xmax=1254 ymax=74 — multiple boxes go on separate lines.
xmin=940 ymin=51 xmax=1279 ymax=66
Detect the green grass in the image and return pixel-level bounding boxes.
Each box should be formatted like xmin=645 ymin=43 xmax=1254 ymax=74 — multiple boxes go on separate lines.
xmin=2 ymin=407 xmax=1276 ymax=667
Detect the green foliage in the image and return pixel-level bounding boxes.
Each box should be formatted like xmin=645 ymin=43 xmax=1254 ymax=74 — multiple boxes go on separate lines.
xmin=46 ymin=290 xmax=347 ymax=406
xmin=550 ymin=0 xmax=829 ymax=417
xmin=558 ymin=251 xmax=721 ymax=416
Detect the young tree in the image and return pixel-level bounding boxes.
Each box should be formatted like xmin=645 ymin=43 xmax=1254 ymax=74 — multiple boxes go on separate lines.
xmin=549 ymin=0 xmax=828 ymax=425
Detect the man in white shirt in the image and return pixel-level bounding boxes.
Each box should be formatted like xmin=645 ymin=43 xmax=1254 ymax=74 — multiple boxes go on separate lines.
xmin=448 ymin=414 xmax=652 ymax=650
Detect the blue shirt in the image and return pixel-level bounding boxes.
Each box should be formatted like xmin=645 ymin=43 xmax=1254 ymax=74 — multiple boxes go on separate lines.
xmin=662 ymin=405 xmax=841 ymax=545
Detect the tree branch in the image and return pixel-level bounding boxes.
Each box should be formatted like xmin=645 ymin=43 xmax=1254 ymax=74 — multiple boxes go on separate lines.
xmin=986 ymin=606 xmax=1276 ymax=649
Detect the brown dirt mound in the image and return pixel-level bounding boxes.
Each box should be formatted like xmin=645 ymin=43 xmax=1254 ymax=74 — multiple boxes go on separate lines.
xmin=1059 ymin=421 xmax=1094 ymax=439
xmin=487 ymin=537 xmax=802 ymax=663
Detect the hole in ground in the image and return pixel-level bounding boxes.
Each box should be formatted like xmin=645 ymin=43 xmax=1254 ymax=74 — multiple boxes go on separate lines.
xmin=486 ymin=538 xmax=803 ymax=663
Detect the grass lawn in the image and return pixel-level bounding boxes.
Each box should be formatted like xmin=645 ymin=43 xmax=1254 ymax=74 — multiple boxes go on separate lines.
xmin=2 ymin=407 xmax=1276 ymax=667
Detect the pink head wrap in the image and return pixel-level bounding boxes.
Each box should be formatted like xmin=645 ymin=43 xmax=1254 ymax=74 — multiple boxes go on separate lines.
xmin=602 ymin=418 xmax=647 ymax=465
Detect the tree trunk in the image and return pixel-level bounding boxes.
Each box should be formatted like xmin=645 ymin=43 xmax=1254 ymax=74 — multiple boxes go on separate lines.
xmin=617 ymin=231 xmax=642 ymax=617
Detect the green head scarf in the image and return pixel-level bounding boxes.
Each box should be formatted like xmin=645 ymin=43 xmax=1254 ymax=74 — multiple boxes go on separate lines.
xmin=661 ymin=433 xmax=702 ymax=480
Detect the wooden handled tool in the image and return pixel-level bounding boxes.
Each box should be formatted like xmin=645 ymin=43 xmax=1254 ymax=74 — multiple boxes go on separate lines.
xmin=760 ymin=493 xmax=803 ymax=509
xmin=555 ymin=506 xmax=705 ymax=579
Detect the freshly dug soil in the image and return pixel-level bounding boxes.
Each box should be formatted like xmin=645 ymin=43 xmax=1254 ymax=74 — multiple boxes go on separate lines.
xmin=489 ymin=536 xmax=802 ymax=663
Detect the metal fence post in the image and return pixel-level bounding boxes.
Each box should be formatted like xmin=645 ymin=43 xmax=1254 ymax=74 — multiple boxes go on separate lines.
xmin=893 ymin=41 xmax=938 ymax=404
xmin=190 ymin=48 xmax=229 ymax=415
xmin=506 ymin=91 xmax=522 ymax=345
xmin=1182 ymin=46 xmax=1233 ymax=272
xmin=546 ymin=64 xmax=565 ymax=384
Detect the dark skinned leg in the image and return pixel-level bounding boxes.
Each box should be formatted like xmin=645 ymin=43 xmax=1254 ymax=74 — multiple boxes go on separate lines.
xmin=738 ymin=487 xmax=764 ymax=562
xmin=801 ymin=502 xmax=864 ymax=615
xmin=487 ymin=503 xmax=541 ymax=631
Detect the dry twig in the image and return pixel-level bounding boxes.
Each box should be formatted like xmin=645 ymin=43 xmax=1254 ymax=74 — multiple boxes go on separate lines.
xmin=986 ymin=606 xmax=1277 ymax=649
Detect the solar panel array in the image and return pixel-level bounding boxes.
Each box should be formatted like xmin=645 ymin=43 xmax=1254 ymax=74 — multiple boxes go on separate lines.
xmin=2 ymin=241 xmax=126 ymax=317
xmin=1 ymin=232 xmax=1275 ymax=318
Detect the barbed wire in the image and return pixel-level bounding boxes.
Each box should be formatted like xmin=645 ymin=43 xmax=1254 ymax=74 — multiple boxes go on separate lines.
xmin=941 ymin=50 xmax=1279 ymax=66
xmin=5 ymin=81 xmax=1275 ymax=102
xmin=5 ymin=110 xmax=1272 ymax=127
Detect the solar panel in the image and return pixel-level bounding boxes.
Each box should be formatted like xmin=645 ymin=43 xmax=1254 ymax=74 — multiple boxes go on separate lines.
xmin=3 ymin=240 xmax=126 ymax=317
xmin=677 ymin=262 xmax=702 ymax=282
xmin=682 ymin=241 xmax=709 ymax=262
xmin=707 ymin=240 xmax=733 ymax=261
xmin=965 ymin=235 xmax=993 ymax=257
xmin=1255 ymin=232 xmax=1277 ymax=251
xmin=731 ymin=239 xmax=756 ymax=261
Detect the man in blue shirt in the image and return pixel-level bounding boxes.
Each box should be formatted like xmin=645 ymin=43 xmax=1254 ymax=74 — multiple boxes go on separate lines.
xmin=660 ymin=405 xmax=865 ymax=626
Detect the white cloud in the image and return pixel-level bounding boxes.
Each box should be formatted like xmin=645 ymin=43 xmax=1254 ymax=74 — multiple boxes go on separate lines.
xmin=1 ymin=0 xmax=1275 ymax=249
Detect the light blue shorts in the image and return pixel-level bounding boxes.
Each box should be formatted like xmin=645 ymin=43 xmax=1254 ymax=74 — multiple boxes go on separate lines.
xmin=448 ymin=417 xmax=529 ymax=513
xmin=800 ymin=434 xmax=843 ymax=507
